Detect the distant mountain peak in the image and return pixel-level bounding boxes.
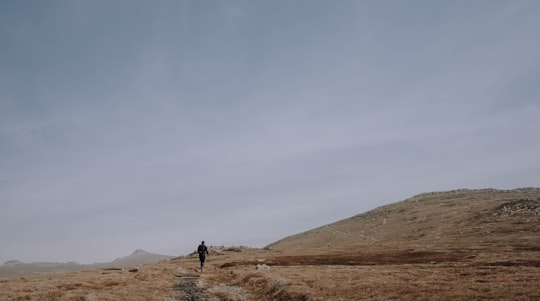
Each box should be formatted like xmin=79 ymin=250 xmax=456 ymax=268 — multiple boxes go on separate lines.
xmin=3 ymin=260 xmax=23 ymax=265
xmin=131 ymin=249 xmax=150 ymax=256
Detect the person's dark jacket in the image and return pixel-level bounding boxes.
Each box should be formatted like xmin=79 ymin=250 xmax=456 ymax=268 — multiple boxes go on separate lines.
xmin=197 ymin=244 xmax=208 ymax=257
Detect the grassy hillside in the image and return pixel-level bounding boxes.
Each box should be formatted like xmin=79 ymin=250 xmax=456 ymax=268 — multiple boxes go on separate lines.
xmin=267 ymin=188 xmax=540 ymax=252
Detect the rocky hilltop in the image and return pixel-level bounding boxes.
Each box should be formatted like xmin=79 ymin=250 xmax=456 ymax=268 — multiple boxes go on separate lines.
xmin=267 ymin=188 xmax=540 ymax=252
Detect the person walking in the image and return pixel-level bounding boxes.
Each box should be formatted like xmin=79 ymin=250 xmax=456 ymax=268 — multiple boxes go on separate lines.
xmin=197 ymin=241 xmax=209 ymax=272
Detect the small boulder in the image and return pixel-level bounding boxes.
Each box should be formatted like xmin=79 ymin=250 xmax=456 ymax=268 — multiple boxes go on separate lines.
xmin=256 ymin=264 xmax=270 ymax=270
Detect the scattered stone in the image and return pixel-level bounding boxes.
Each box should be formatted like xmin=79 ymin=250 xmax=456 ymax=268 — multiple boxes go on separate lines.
xmin=493 ymin=199 xmax=540 ymax=217
xmin=128 ymin=268 xmax=138 ymax=273
xmin=256 ymin=264 xmax=271 ymax=270
xmin=172 ymin=277 xmax=213 ymax=301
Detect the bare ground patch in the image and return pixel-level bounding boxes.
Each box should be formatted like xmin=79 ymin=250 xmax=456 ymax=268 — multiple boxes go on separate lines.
xmin=219 ymin=250 xmax=468 ymax=268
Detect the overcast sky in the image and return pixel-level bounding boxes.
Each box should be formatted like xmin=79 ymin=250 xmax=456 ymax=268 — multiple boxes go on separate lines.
xmin=1 ymin=0 xmax=539 ymax=264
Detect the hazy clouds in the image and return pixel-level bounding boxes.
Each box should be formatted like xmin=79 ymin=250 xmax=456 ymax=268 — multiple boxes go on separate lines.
xmin=1 ymin=0 xmax=539 ymax=263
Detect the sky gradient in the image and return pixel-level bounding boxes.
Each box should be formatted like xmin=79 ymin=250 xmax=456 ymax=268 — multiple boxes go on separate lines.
xmin=1 ymin=0 xmax=540 ymax=264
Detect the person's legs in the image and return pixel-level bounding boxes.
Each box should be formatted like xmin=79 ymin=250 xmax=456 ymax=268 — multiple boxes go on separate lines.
xmin=199 ymin=255 xmax=205 ymax=272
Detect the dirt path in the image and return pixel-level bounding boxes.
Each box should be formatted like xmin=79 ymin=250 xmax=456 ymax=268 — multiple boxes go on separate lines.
xmin=172 ymin=274 xmax=216 ymax=301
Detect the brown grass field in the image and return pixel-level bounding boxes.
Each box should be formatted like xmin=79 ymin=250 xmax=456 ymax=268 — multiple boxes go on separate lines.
xmin=1 ymin=188 xmax=539 ymax=300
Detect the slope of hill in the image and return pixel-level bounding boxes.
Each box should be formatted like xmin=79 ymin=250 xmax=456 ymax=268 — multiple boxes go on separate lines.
xmin=267 ymin=188 xmax=540 ymax=252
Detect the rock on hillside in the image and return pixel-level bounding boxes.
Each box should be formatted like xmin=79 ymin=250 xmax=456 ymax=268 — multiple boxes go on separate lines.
xmin=267 ymin=188 xmax=540 ymax=252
